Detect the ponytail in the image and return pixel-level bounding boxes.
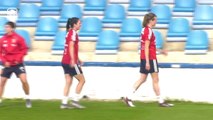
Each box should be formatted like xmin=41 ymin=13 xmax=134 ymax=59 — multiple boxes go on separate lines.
xmin=66 ymin=17 xmax=80 ymax=32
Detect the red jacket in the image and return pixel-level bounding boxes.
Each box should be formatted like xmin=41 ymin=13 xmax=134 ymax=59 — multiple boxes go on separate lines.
xmin=0 ymin=32 xmax=28 ymax=66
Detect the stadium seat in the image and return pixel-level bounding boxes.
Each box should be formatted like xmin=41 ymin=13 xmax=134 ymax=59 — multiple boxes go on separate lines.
xmin=59 ymin=4 xmax=82 ymax=27
xmin=21 ymin=0 xmax=41 ymax=3
xmin=198 ymin=0 xmax=213 ymax=5
xmin=167 ymin=18 xmax=190 ymax=42
xmin=84 ymin=0 xmax=107 ymax=15
xmin=193 ymin=5 xmax=213 ymax=29
xmin=35 ymin=17 xmax=58 ymax=40
xmin=79 ymin=17 xmax=102 ymax=41
xmin=185 ymin=30 xmax=209 ymax=54
xmin=151 ymin=5 xmax=171 ymax=28
xmin=16 ymin=4 xmax=40 ymax=27
xmin=16 ymin=29 xmax=31 ymax=48
xmin=96 ymin=30 xmax=120 ymax=54
xmin=51 ymin=31 xmax=66 ymax=55
xmin=0 ymin=0 xmax=20 ymax=11
xmin=128 ymin=0 xmax=151 ymax=16
xmin=40 ymin=0 xmax=63 ymax=15
xmin=102 ymin=4 xmax=125 ymax=28
xmin=64 ymin=0 xmax=84 ymax=3
xmin=0 ymin=17 xmax=8 ymax=36
xmin=173 ymin=0 xmax=196 ymax=16
xmin=120 ymin=18 xmax=142 ymax=42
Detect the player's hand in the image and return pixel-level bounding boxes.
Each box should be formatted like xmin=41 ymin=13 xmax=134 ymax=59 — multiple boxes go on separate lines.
xmin=145 ymin=62 xmax=150 ymax=71
xmin=79 ymin=59 xmax=84 ymax=66
xmin=70 ymin=61 xmax=75 ymax=68
xmin=161 ymin=49 xmax=168 ymax=56
xmin=4 ymin=62 xmax=10 ymax=67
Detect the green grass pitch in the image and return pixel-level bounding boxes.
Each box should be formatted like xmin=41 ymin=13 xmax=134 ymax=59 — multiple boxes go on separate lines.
xmin=0 ymin=99 xmax=213 ymax=120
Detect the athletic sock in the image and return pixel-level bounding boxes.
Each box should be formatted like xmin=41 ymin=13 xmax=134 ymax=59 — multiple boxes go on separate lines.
xmin=126 ymin=88 xmax=136 ymax=100
xmin=73 ymin=93 xmax=81 ymax=102
xmin=157 ymin=96 xmax=164 ymax=104
xmin=62 ymin=96 xmax=69 ymax=104
xmin=25 ymin=95 xmax=30 ymax=100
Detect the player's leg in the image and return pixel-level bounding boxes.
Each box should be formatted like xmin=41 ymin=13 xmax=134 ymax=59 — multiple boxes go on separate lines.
xmin=0 ymin=67 xmax=12 ymax=103
xmin=0 ymin=77 xmax=8 ymax=103
xmin=61 ymin=74 xmax=74 ymax=109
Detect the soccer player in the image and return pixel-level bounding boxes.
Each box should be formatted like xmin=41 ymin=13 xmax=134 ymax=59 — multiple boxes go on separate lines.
xmin=0 ymin=22 xmax=31 ymax=108
xmin=124 ymin=13 xmax=173 ymax=107
xmin=60 ymin=17 xmax=86 ymax=109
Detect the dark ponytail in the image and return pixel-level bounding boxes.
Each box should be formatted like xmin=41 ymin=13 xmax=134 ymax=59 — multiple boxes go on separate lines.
xmin=142 ymin=13 xmax=157 ymax=27
xmin=66 ymin=17 xmax=80 ymax=32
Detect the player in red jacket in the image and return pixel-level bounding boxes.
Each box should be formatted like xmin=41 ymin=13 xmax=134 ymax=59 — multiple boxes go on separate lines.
xmin=0 ymin=22 xmax=31 ymax=108
xmin=124 ymin=13 xmax=173 ymax=107
xmin=60 ymin=17 xmax=85 ymax=109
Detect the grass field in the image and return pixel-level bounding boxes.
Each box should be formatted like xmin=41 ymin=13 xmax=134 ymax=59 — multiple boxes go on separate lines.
xmin=0 ymin=99 xmax=213 ymax=120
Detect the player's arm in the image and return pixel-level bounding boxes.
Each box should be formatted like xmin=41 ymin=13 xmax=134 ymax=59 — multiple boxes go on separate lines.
xmin=69 ymin=41 xmax=75 ymax=67
xmin=15 ymin=37 xmax=28 ymax=64
xmin=144 ymin=40 xmax=150 ymax=70
xmin=157 ymin=49 xmax=168 ymax=56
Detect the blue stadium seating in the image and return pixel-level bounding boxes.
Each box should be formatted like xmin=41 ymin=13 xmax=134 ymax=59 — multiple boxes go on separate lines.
xmin=21 ymin=0 xmax=41 ymax=3
xmin=0 ymin=0 xmax=20 ymax=10
xmin=16 ymin=29 xmax=31 ymax=48
xmin=40 ymin=0 xmax=63 ymax=15
xmin=173 ymin=0 xmax=196 ymax=16
xmin=79 ymin=17 xmax=102 ymax=41
xmin=128 ymin=0 xmax=151 ymax=16
xmin=120 ymin=18 xmax=142 ymax=42
xmin=59 ymin=4 xmax=82 ymax=27
xmin=193 ymin=5 xmax=213 ymax=29
xmin=167 ymin=18 xmax=190 ymax=42
xmin=35 ymin=17 xmax=58 ymax=40
xmin=96 ymin=30 xmax=120 ymax=54
xmin=0 ymin=17 xmax=8 ymax=36
xmin=151 ymin=5 xmax=171 ymax=28
xmin=16 ymin=4 xmax=40 ymax=27
xmin=51 ymin=31 xmax=66 ymax=55
xmin=198 ymin=0 xmax=213 ymax=5
xmin=185 ymin=30 xmax=209 ymax=54
xmin=153 ymin=0 xmax=174 ymax=4
xmin=84 ymin=0 xmax=107 ymax=15
xmin=64 ymin=0 xmax=84 ymax=3
xmin=102 ymin=4 xmax=125 ymax=28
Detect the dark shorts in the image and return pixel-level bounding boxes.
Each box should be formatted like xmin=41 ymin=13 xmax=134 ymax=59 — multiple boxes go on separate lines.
xmin=1 ymin=63 xmax=26 ymax=78
xmin=140 ymin=59 xmax=159 ymax=74
xmin=62 ymin=63 xmax=83 ymax=76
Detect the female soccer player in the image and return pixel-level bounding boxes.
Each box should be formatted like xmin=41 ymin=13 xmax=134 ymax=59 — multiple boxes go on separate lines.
xmin=124 ymin=13 xmax=173 ymax=107
xmin=0 ymin=22 xmax=31 ymax=108
xmin=60 ymin=17 xmax=86 ymax=109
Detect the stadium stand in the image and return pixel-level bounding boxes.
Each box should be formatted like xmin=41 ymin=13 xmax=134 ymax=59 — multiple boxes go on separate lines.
xmin=0 ymin=0 xmax=20 ymax=11
xmin=185 ymin=30 xmax=209 ymax=54
xmin=79 ymin=17 xmax=102 ymax=41
xmin=96 ymin=30 xmax=120 ymax=54
xmin=59 ymin=4 xmax=82 ymax=27
xmin=153 ymin=0 xmax=174 ymax=4
xmin=119 ymin=18 xmax=142 ymax=42
xmin=64 ymin=0 xmax=84 ymax=3
xmin=127 ymin=0 xmax=152 ymax=16
xmin=84 ymin=0 xmax=107 ymax=16
xmin=198 ymin=0 xmax=213 ymax=5
xmin=16 ymin=3 xmax=40 ymax=27
xmin=16 ymin=29 xmax=31 ymax=48
xmin=102 ymin=4 xmax=125 ymax=28
xmin=51 ymin=31 xmax=66 ymax=55
xmin=173 ymin=0 xmax=196 ymax=17
xmin=34 ymin=17 xmax=58 ymax=40
xmin=109 ymin=0 xmax=129 ymax=4
xmin=40 ymin=0 xmax=63 ymax=15
xmin=167 ymin=18 xmax=190 ymax=42
xmin=0 ymin=17 xmax=8 ymax=36
xmin=151 ymin=5 xmax=171 ymax=28
xmin=192 ymin=5 xmax=213 ymax=29
xmin=154 ymin=30 xmax=164 ymax=50
xmin=21 ymin=0 xmax=41 ymax=3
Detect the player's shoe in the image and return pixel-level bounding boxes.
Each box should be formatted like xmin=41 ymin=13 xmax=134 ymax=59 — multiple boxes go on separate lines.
xmin=124 ymin=97 xmax=135 ymax=107
xmin=60 ymin=104 xmax=74 ymax=109
xmin=26 ymin=99 xmax=32 ymax=108
xmin=71 ymin=100 xmax=85 ymax=109
xmin=159 ymin=102 xmax=174 ymax=107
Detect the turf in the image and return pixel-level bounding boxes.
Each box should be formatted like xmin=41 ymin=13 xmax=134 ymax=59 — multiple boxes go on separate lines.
xmin=0 ymin=99 xmax=213 ymax=120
